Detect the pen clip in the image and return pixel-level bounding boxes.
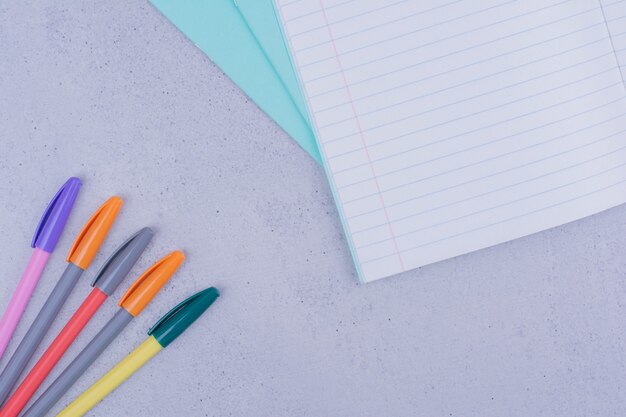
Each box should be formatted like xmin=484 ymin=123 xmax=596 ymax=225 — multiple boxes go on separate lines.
xmin=91 ymin=227 xmax=154 ymax=295
xmin=66 ymin=196 xmax=123 ymax=269
xmin=118 ymin=250 xmax=185 ymax=317
xmin=148 ymin=287 xmax=219 ymax=348
xmin=31 ymin=177 xmax=81 ymax=253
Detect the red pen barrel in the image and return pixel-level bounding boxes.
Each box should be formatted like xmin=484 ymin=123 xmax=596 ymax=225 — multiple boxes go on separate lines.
xmin=0 ymin=288 xmax=107 ymax=417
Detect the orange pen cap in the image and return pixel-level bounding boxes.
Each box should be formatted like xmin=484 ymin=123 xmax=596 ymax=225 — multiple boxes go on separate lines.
xmin=118 ymin=250 xmax=185 ymax=317
xmin=66 ymin=196 xmax=123 ymax=270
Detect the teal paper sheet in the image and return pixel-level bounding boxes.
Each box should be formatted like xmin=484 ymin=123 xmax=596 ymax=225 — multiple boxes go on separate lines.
xmin=149 ymin=0 xmax=321 ymax=163
xmin=234 ymin=0 xmax=310 ymax=125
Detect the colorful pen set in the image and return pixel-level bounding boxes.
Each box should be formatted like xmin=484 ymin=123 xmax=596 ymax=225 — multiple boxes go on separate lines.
xmin=57 ymin=287 xmax=220 ymax=417
xmin=0 ymin=195 xmax=122 ymax=406
xmin=0 ymin=178 xmax=220 ymax=416
xmin=0 ymin=228 xmax=154 ymax=417
xmin=23 ymin=251 xmax=185 ymax=417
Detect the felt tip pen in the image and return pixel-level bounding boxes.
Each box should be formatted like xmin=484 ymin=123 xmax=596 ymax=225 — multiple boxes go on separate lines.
xmin=57 ymin=287 xmax=220 ymax=417
xmin=0 ymin=228 xmax=154 ymax=417
xmin=0 ymin=196 xmax=121 ymax=407
xmin=0 ymin=177 xmax=81 ymax=360
xmin=22 ymin=251 xmax=185 ymax=417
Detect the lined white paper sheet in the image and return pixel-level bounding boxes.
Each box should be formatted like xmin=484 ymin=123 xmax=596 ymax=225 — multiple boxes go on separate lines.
xmin=602 ymin=0 xmax=626 ymax=83
xmin=275 ymin=0 xmax=626 ymax=282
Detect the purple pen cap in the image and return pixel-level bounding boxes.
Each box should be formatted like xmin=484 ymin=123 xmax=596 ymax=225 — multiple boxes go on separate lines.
xmin=31 ymin=177 xmax=82 ymax=253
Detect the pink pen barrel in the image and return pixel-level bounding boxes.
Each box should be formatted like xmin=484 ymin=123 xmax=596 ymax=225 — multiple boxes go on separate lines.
xmin=0 ymin=177 xmax=81 ymax=360
xmin=0 ymin=248 xmax=50 ymax=359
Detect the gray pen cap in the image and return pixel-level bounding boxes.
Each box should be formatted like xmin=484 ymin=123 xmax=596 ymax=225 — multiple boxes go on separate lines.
xmin=91 ymin=227 xmax=154 ymax=295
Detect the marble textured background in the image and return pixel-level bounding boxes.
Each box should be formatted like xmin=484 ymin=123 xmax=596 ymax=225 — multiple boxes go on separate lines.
xmin=1 ymin=1 xmax=626 ymax=416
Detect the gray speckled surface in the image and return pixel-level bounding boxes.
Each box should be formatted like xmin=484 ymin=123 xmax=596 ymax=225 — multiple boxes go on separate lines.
xmin=1 ymin=2 xmax=626 ymax=416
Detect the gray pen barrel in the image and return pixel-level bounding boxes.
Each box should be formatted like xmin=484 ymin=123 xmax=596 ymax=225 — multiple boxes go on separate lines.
xmin=22 ymin=309 xmax=134 ymax=417
xmin=0 ymin=263 xmax=83 ymax=406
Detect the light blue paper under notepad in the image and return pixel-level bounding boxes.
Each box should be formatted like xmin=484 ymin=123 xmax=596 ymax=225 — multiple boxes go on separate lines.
xmin=149 ymin=0 xmax=321 ymax=163
xmin=234 ymin=0 xmax=310 ymax=125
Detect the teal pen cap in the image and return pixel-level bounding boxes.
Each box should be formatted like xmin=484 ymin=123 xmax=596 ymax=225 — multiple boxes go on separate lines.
xmin=148 ymin=287 xmax=220 ymax=348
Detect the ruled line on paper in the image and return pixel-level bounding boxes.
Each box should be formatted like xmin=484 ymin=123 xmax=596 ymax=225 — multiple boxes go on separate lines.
xmin=343 ymin=115 xmax=626 ymax=224
xmin=361 ymin=173 xmax=626 ymax=263
xmin=322 ymin=70 xmax=619 ymax=165
xmin=283 ymin=0 xmax=357 ymax=23
xmin=276 ymin=0 xmax=408 ymax=278
xmin=304 ymin=3 xmax=598 ymax=84
xmin=293 ymin=1 xmax=626 ymax=59
xmin=275 ymin=0 xmax=372 ymax=281
xmin=289 ymin=0 xmax=465 ymax=38
xmin=358 ymin=161 xmax=626 ymax=262
xmin=319 ymin=38 xmax=614 ymax=141
xmin=344 ymin=106 xmax=626 ymax=214
xmin=326 ymin=67 xmax=618 ymax=141
xmin=317 ymin=0 xmax=405 ymax=271
xmin=352 ymin=133 xmax=626 ymax=246
xmin=331 ymin=81 xmax=622 ymax=173
xmin=281 ymin=0 xmax=305 ymax=8
xmin=361 ymin=177 xmax=626 ymax=265
xmin=317 ymin=44 xmax=616 ymax=116
xmin=309 ymin=22 xmax=608 ymax=100
xmin=319 ymin=63 xmax=617 ymax=131
xmin=600 ymin=0 xmax=626 ymax=11
xmin=302 ymin=0 xmax=572 ymax=73
xmin=328 ymin=52 xmax=618 ymax=165
xmin=275 ymin=0 xmax=626 ymax=281
xmin=602 ymin=0 xmax=626 ymax=87
xmin=344 ymin=107 xmax=626 ymax=222
xmin=338 ymin=89 xmax=624 ymax=203
xmin=294 ymin=0 xmax=413 ymax=28
xmin=351 ymin=129 xmax=626 ymax=236
xmin=600 ymin=0 xmax=626 ymax=90
xmin=298 ymin=0 xmax=520 ymax=64
xmin=332 ymin=79 xmax=623 ymax=189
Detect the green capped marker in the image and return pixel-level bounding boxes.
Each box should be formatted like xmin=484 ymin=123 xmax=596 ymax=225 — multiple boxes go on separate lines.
xmin=57 ymin=288 xmax=220 ymax=417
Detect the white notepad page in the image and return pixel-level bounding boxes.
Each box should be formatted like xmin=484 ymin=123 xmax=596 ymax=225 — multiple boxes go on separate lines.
xmin=602 ymin=0 xmax=626 ymax=81
xmin=275 ymin=0 xmax=626 ymax=282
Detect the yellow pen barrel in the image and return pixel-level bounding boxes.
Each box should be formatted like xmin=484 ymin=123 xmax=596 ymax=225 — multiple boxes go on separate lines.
xmin=57 ymin=336 xmax=162 ymax=417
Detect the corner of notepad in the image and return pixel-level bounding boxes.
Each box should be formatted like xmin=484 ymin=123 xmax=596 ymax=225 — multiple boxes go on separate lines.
xmin=266 ymin=1 xmax=323 ymax=165
xmin=269 ymin=0 xmax=312 ymax=118
xmin=355 ymin=263 xmax=367 ymax=284
xmin=271 ymin=0 xmax=368 ymax=285
xmin=325 ymin=195 xmax=368 ymax=284
xmin=339 ymin=209 xmax=370 ymax=284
